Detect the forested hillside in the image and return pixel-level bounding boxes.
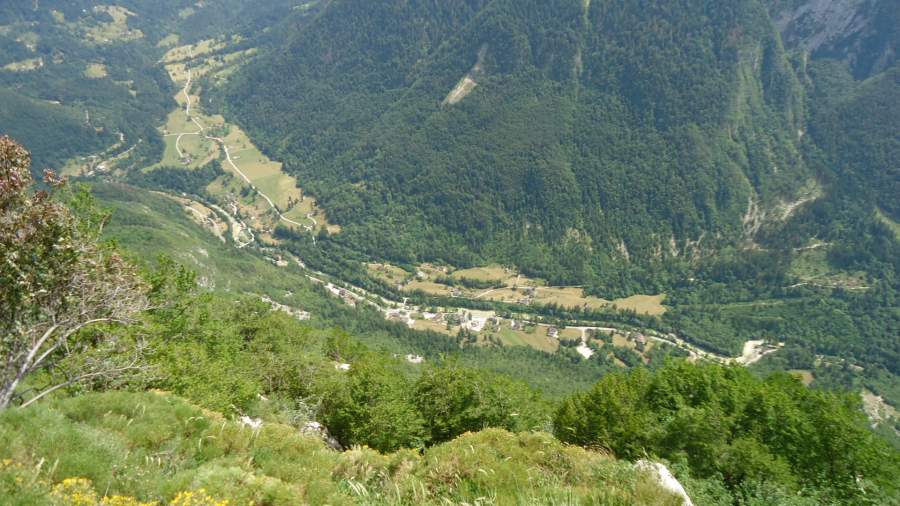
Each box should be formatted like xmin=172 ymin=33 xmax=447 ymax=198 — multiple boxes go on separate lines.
xmin=0 ymin=0 xmax=302 ymax=175
xmin=211 ymin=0 xmax=899 ymax=410
xmin=221 ymin=0 xmax=812 ymax=290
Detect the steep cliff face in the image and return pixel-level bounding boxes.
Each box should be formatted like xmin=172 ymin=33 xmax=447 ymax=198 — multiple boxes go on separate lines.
xmin=766 ymin=0 xmax=897 ymax=77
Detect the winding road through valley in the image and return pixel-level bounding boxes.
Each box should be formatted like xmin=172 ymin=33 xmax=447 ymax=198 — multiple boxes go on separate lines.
xmin=168 ymin=53 xmax=312 ymax=239
xmin=159 ymin=45 xmax=779 ymax=368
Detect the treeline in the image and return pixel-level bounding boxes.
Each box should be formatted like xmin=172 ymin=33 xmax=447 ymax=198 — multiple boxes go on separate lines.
xmin=128 ymin=160 xmax=224 ymax=194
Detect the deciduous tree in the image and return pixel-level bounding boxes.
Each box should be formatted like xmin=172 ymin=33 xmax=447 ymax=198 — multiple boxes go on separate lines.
xmin=0 ymin=136 xmax=148 ymax=409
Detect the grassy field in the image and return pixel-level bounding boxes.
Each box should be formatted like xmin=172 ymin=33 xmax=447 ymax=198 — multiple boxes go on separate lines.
xmin=451 ymin=265 xmax=514 ymax=283
xmin=559 ymin=327 xmax=583 ymax=340
xmin=2 ymin=57 xmax=42 ymax=72
xmin=0 ymin=391 xmax=678 ymax=505
xmin=473 ymin=285 xmax=609 ymax=310
xmin=407 ymin=280 xmax=455 ymax=296
xmin=154 ymin=108 xmax=219 ymax=169
xmin=368 ymin=263 xmax=410 ymax=286
xmin=539 ymin=286 xmax=608 ymax=310
xmin=789 ymin=369 xmax=815 ymax=386
xmin=372 ymin=262 xmax=664 ymax=314
xmin=790 ymin=248 xmax=869 ymax=289
xmin=155 ymin=46 xmax=333 ymax=234
xmin=156 ymin=33 xmax=179 ymax=48
xmin=85 ymin=5 xmax=143 ymax=44
xmin=15 ymin=31 xmax=39 ymax=51
xmin=411 ymin=318 xmax=456 ymax=336
xmin=163 ymin=38 xmax=225 ymax=62
xmin=611 ymin=294 xmax=667 ymax=315
xmin=163 ymin=36 xmax=245 ymax=63
xmin=496 ymin=326 xmax=559 ymax=353
xmin=221 ymin=126 xmax=303 ymax=210
xmin=83 ymin=63 xmax=108 ymax=79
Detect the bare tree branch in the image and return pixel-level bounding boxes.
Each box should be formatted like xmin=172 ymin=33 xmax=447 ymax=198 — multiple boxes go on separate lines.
xmin=0 ymin=136 xmax=150 ymax=410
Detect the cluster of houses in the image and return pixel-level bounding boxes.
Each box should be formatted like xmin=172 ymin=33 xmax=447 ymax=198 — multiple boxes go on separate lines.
xmin=517 ymin=286 xmax=537 ymax=306
xmin=321 ymin=282 xmax=360 ymax=307
xmin=260 ymin=296 xmax=310 ymax=321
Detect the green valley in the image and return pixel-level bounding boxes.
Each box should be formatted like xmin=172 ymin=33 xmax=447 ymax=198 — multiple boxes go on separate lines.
xmin=0 ymin=0 xmax=898 ymax=503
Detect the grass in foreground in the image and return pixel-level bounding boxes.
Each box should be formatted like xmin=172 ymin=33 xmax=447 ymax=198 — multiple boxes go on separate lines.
xmin=0 ymin=391 xmax=681 ymax=505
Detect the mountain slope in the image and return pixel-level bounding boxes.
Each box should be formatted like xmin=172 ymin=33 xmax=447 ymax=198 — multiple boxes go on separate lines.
xmin=0 ymin=391 xmax=683 ymax=505
xmin=766 ymin=0 xmax=898 ymax=78
xmin=221 ymin=0 xmax=811 ymax=289
xmin=0 ymin=0 xmax=304 ymax=175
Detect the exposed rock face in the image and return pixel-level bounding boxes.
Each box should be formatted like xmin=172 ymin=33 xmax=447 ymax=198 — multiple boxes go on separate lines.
xmin=302 ymin=421 xmax=344 ymax=451
xmin=636 ymin=460 xmax=694 ymax=506
xmin=768 ymin=0 xmax=897 ymax=77
xmin=239 ymin=415 xmax=263 ymax=430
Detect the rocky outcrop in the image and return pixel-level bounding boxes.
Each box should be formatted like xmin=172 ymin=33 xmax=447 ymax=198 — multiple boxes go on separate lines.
xmin=302 ymin=421 xmax=344 ymax=451
xmin=636 ymin=460 xmax=694 ymax=506
xmin=768 ymin=0 xmax=897 ymax=77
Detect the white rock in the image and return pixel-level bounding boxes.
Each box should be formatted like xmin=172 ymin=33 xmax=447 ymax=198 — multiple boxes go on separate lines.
xmin=240 ymin=415 xmax=263 ymax=430
xmin=636 ymin=460 xmax=693 ymax=506
xmin=302 ymin=421 xmax=343 ymax=451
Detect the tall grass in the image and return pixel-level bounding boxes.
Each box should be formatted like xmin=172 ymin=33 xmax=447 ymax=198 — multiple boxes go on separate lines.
xmin=0 ymin=391 xmax=681 ymax=505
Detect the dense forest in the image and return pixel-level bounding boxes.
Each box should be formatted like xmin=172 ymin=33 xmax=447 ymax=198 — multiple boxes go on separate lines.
xmin=220 ymin=0 xmax=812 ymax=291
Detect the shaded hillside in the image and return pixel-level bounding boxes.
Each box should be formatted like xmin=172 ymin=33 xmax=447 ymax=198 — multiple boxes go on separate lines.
xmin=766 ymin=0 xmax=898 ymax=78
xmin=807 ymin=62 xmax=899 ymax=219
xmin=221 ymin=0 xmax=811 ymax=289
xmin=0 ymin=88 xmax=113 ymax=170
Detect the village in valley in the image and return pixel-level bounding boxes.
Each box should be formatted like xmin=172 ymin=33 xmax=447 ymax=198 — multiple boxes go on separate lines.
xmin=51 ymin=27 xmax=786 ymax=374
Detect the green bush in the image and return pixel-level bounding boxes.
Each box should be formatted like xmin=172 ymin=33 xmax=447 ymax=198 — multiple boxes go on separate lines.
xmin=554 ymin=361 xmax=900 ymax=504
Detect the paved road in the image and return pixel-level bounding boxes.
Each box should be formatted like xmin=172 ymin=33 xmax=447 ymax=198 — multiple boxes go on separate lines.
xmin=170 ymin=56 xmax=313 ymax=234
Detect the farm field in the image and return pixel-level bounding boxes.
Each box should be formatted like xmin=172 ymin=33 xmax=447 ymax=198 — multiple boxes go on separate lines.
xmin=410 ymin=319 xmax=455 ymax=337
xmin=373 ymin=261 xmax=666 ymax=314
xmin=163 ymin=38 xmax=228 ymax=62
xmin=610 ymin=294 xmax=667 ymax=315
xmin=148 ymin=38 xmax=334 ymax=238
xmin=495 ymin=326 xmax=559 ymax=353
xmin=451 ymin=265 xmax=515 ymax=284
xmin=406 ymin=280 xmax=455 ymax=296
xmin=558 ymin=327 xmax=583 ymax=340
xmin=84 ymin=5 xmax=143 ymax=44
xmin=368 ymin=263 xmax=410 ymax=286
xmin=84 ymin=63 xmax=108 ymax=78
